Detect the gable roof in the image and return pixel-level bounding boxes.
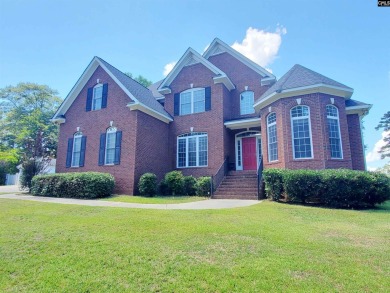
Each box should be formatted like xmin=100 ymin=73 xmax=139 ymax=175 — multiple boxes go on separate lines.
xmin=157 ymin=48 xmax=235 ymax=94
xmin=203 ymin=38 xmax=276 ymax=83
xmin=52 ymin=57 xmax=172 ymax=124
xmin=254 ymin=64 xmax=354 ymax=109
xmin=148 ymin=80 xmax=164 ymax=99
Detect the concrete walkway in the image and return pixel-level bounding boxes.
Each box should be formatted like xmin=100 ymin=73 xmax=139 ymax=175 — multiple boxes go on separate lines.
xmin=0 ymin=193 xmax=260 ymax=210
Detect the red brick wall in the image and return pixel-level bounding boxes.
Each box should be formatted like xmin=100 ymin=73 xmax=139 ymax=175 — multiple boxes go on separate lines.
xmin=260 ymin=93 xmax=354 ymax=171
xmin=347 ymin=114 xmax=365 ymax=170
xmin=56 ymin=66 xmax=138 ymax=194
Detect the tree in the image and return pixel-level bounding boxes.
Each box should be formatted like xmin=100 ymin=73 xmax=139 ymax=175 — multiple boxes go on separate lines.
xmin=0 ymin=148 xmax=19 ymax=185
xmin=375 ymin=111 xmax=390 ymax=159
xmin=376 ymin=163 xmax=390 ymax=176
xmin=0 ymin=83 xmax=62 ymax=158
xmin=124 ymin=72 xmax=153 ymax=87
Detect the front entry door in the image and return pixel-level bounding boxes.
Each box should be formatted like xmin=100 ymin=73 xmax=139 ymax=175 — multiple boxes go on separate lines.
xmin=242 ymin=137 xmax=257 ymax=170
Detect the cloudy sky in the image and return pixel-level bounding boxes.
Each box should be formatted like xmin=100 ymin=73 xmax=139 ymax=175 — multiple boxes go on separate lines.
xmin=0 ymin=0 xmax=389 ymax=169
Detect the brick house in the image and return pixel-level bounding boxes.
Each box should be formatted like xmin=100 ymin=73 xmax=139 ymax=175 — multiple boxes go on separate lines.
xmin=52 ymin=38 xmax=371 ymax=198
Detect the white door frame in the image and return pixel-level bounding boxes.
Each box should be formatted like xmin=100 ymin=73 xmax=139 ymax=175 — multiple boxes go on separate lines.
xmin=235 ymin=131 xmax=262 ymax=171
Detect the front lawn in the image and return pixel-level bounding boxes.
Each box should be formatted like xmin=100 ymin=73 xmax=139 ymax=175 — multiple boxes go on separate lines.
xmin=103 ymin=195 xmax=207 ymax=204
xmin=0 ymin=199 xmax=389 ymax=292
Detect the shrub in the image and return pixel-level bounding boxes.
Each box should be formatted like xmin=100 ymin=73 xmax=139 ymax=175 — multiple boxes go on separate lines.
xmin=158 ymin=179 xmax=169 ymax=196
xmin=164 ymin=171 xmax=184 ymax=195
xmin=263 ymin=168 xmax=390 ymax=209
xmin=262 ymin=169 xmax=285 ymax=201
xmin=31 ymin=172 xmax=115 ymax=199
xmin=195 ymin=176 xmax=211 ymax=196
xmin=183 ymin=176 xmax=197 ymax=195
xmin=20 ymin=158 xmax=47 ymax=192
xmin=138 ymin=173 xmax=157 ymax=197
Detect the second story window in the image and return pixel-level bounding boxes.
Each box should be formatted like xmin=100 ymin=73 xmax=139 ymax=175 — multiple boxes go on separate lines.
xmin=92 ymin=84 xmax=103 ymax=110
xmin=240 ymin=91 xmax=255 ymax=115
xmin=180 ymin=88 xmax=205 ymax=115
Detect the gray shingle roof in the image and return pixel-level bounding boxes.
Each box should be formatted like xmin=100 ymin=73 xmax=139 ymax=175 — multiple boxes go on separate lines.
xmin=148 ymin=80 xmax=164 ymax=99
xmin=257 ymin=64 xmax=353 ymax=102
xmin=345 ymin=99 xmax=370 ymax=107
xmin=96 ymin=57 xmax=172 ymax=120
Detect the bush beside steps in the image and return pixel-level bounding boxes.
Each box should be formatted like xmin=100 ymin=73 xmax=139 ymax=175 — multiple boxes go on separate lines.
xmin=31 ymin=172 xmax=115 ymax=199
xmin=263 ymin=168 xmax=390 ymax=209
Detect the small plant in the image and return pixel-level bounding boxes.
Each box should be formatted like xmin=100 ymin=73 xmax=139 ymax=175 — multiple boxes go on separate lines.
xmin=20 ymin=157 xmax=47 ymax=192
xmin=183 ymin=176 xmax=197 ymax=196
xmin=138 ymin=173 xmax=157 ymax=197
xmin=164 ymin=171 xmax=184 ymax=195
xmin=195 ymin=176 xmax=211 ymax=196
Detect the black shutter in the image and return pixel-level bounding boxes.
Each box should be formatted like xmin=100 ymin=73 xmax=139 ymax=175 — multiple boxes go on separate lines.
xmin=79 ymin=136 xmax=87 ymax=167
xmin=174 ymin=93 xmax=180 ymax=116
xmin=98 ymin=133 xmax=106 ymax=166
xmin=114 ymin=131 xmax=122 ymax=165
xmin=86 ymin=88 xmax=93 ymax=112
xmin=205 ymin=87 xmax=211 ymax=111
xmin=66 ymin=138 xmax=73 ymax=168
xmin=102 ymin=83 xmax=108 ymax=108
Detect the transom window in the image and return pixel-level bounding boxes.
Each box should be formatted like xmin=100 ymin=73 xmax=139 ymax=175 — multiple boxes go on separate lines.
xmin=267 ymin=113 xmax=278 ymax=162
xmin=240 ymin=91 xmax=255 ymax=115
xmin=177 ymin=132 xmax=208 ymax=168
xmin=105 ymin=127 xmax=117 ymax=165
xmin=180 ymin=88 xmax=205 ymax=115
xmin=326 ymin=105 xmax=343 ymax=159
xmin=92 ymin=84 xmax=103 ymax=110
xmin=71 ymin=131 xmax=82 ymax=167
xmin=291 ymin=105 xmax=313 ymax=159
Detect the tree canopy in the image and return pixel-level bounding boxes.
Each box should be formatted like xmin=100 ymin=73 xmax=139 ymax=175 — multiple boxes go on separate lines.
xmin=0 ymin=82 xmax=62 ymax=158
xmin=375 ymin=111 xmax=390 ymax=159
xmin=124 ymin=73 xmax=153 ymax=87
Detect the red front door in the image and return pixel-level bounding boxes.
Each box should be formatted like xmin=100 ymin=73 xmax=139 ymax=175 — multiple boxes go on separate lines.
xmin=242 ymin=137 xmax=257 ymax=170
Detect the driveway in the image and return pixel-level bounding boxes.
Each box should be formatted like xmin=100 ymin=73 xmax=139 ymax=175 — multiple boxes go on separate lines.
xmin=0 ymin=193 xmax=261 ymax=210
xmin=0 ymin=185 xmax=25 ymax=194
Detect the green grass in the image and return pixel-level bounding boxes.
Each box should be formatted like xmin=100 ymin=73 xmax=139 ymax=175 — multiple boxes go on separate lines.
xmin=0 ymin=200 xmax=389 ymax=292
xmin=103 ymin=195 xmax=207 ymax=204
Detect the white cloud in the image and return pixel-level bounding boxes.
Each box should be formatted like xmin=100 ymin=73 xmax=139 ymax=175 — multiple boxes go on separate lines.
xmin=366 ymin=131 xmax=390 ymax=163
xmin=163 ymin=61 xmax=176 ymax=77
xmin=367 ymin=166 xmax=378 ymax=172
xmin=231 ymin=25 xmax=287 ymax=68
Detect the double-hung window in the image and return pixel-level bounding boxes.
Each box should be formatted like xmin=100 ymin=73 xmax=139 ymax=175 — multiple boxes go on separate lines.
xmin=180 ymin=88 xmax=205 ymax=115
xmin=267 ymin=113 xmax=278 ymax=162
xmin=71 ymin=132 xmax=83 ymax=167
xmin=326 ymin=105 xmax=343 ymax=159
xmin=240 ymin=91 xmax=255 ymax=115
xmin=177 ymin=132 xmax=208 ymax=167
xmin=291 ymin=105 xmax=313 ymax=159
xmin=92 ymin=84 xmax=103 ymax=110
xmin=105 ymin=127 xmax=117 ymax=165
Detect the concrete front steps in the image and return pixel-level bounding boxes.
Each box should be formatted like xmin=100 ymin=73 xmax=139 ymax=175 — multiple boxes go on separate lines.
xmin=213 ymin=170 xmax=258 ymax=200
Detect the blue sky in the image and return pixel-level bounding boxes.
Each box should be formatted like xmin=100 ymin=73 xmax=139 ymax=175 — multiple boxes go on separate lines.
xmin=0 ymin=0 xmax=389 ymax=169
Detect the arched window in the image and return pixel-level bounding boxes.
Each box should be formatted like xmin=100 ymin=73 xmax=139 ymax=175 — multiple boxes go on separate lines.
xmin=177 ymin=132 xmax=208 ymax=167
xmin=98 ymin=126 xmax=122 ymax=166
xmin=326 ymin=105 xmax=343 ymax=159
xmin=240 ymin=91 xmax=255 ymax=115
xmin=291 ymin=105 xmax=313 ymax=159
xmin=105 ymin=127 xmax=117 ymax=165
xmin=71 ymin=131 xmax=83 ymax=167
xmin=92 ymin=84 xmax=103 ymax=110
xmin=267 ymin=113 xmax=278 ymax=162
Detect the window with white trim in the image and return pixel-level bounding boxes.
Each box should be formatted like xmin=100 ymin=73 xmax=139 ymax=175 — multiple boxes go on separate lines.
xmin=267 ymin=113 xmax=278 ymax=162
xmin=326 ymin=105 xmax=343 ymax=159
xmin=71 ymin=131 xmax=82 ymax=167
xmin=291 ymin=105 xmax=313 ymax=159
xmin=105 ymin=127 xmax=117 ymax=165
xmin=92 ymin=84 xmax=103 ymax=110
xmin=180 ymin=88 xmax=205 ymax=115
xmin=240 ymin=91 xmax=255 ymax=115
xmin=177 ymin=132 xmax=208 ymax=167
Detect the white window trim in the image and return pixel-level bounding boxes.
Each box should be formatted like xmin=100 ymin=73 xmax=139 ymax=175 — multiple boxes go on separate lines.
xmin=326 ymin=105 xmax=343 ymax=159
xmin=176 ymin=133 xmax=208 ymax=168
xmin=105 ymin=127 xmax=117 ymax=165
xmin=240 ymin=91 xmax=255 ymax=115
xmin=92 ymin=83 xmax=103 ymax=111
xmin=267 ymin=113 xmax=278 ymax=162
xmin=71 ymin=132 xmax=82 ymax=168
xmin=179 ymin=88 xmax=205 ymax=115
xmin=290 ymin=106 xmax=314 ymax=160
xmin=235 ymin=131 xmax=261 ymax=171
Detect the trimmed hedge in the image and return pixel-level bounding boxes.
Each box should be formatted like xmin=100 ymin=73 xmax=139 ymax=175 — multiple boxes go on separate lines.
xmin=263 ymin=168 xmax=390 ymax=209
xmin=138 ymin=173 xmax=157 ymax=197
xmin=183 ymin=176 xmax=197 ymax=196
xmin=31 ymin=172 xmax=115 ymax=199
xmin=195 ymin=176 xmax=211 ymax=196
xmin=164 ymin=171 xmax=184 ymax=195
